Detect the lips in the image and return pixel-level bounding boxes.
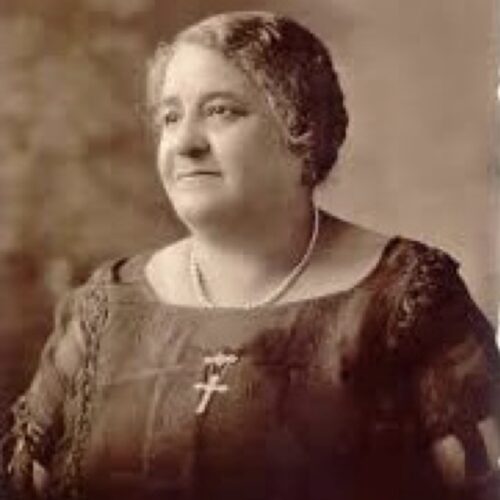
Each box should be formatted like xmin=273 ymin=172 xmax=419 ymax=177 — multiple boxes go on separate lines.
xmin=174 ymin=170 xmax=221 ymax=181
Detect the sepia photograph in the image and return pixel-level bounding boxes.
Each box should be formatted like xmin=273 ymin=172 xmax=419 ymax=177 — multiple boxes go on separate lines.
xmin=0 ymin=0 xmax=499 ymax=499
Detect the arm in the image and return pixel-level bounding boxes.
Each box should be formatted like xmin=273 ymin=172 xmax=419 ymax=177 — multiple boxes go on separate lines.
xmin=432 ymin=418 xmax=500 ymax=497
xmin=1 ymin=262 xmax=112 ymax=500
xmin=404 ymin=248 xmax=500 ymax=499
xmin=1 ymin=290 xmax=87 ymax=498
xmin=418 ymin=317 xmax=500 ymax=499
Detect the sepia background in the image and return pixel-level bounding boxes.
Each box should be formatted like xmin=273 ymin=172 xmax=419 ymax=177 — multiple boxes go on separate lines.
xmin=0 ymin=0 xmax=497 ymax=418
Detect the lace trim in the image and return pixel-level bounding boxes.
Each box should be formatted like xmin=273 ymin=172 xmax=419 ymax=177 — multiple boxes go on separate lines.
xmin=0 ymin=396 xmax=50 ymax=497
xmin=387 ymin=245 xmax=457 ymax=356
xmin=11 ymin=397 xmax=45 ymax=460
xmin=57 ymin=281 xmax=109 ymax=499
xmin=388 ymin=244 xmax=498 ymax=439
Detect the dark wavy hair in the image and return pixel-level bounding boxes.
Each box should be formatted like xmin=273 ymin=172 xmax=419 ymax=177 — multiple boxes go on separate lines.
xmin=146 ymin=11 xmax=349 ymax=186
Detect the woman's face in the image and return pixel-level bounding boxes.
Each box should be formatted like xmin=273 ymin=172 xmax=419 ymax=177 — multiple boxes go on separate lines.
xmin=156 ymin=42 xmax=305 ymax=230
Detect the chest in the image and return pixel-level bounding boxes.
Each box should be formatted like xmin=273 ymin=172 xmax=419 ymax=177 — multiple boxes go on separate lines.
xmin=59 ymin=293 xmax=413 ymax=500
xmin=82 ymin=306 xmax=365 ymax=482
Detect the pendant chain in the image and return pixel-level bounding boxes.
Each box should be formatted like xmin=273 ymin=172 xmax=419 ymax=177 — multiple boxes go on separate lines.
xmin=190 ymin=206 xmax=320 ymax=309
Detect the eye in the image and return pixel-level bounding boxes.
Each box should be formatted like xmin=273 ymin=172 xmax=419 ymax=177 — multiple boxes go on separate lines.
xmin=162 ymin=108 xmax=180 ymax=126
xmin=156 ymin=105 xmax=181 ymax=129
xmin=204 ymin=102 xmax=246 ymax=122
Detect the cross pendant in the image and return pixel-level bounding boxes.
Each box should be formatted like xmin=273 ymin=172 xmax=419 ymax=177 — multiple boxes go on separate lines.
xmin=194 ymin=373 xmax=229 ymax=415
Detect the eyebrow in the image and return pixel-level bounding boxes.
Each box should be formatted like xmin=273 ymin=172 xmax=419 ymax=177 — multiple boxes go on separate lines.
xmin=158 ymin=90 xmax=249 ymax=109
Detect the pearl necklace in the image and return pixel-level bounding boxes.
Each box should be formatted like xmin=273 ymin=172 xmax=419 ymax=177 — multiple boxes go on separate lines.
xmin=190 ymin=207 xmax=320 ymax=309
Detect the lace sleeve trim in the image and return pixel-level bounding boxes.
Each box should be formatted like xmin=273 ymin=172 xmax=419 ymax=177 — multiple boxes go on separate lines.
xmin=386 ymin=243 xmax=459 ymax=360
xmin=55 ymin=274 xmax=110 ymax=499
xmin=11 ymin=397 xmax=45 ymax=460
xmin=0 ymin=396 xmax=50 ymax=498
xmin=1 ymin=262 xmax=114 ymax=499
xmin=387 ymin=244 xmax=499 ymax=440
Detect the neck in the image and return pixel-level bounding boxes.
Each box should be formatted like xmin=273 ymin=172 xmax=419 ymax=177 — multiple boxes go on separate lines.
xmin=189 ymin=199 xmax=318 ymax=307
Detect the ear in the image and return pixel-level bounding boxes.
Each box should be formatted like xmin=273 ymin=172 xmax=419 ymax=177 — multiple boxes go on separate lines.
xmin=300 ymin=164 xmax=318 ymax=188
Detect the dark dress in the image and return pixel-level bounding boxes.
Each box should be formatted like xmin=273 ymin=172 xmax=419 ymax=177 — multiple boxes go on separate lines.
xmin=2 ymin=237 xmax=500 ymax=500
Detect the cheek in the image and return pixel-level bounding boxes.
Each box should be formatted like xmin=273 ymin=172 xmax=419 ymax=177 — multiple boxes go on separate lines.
xmin=214 ymin=137 xmax=256 ymax=172
xmin=156 ymin=135 xmax=173 ymax=179
xmin=215 ymin=121 xmax=285 ymax=175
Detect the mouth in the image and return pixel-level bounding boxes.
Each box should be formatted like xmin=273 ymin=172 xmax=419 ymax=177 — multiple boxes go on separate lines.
xmin=174 ymin=170 xmax=222 ymax=181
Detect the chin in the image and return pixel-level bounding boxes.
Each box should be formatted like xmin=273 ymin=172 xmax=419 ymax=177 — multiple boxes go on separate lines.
xmin=172 ymin=196 xmax=232 ymax=231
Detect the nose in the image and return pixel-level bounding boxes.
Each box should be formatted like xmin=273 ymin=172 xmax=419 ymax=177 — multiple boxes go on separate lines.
xmin=171 ymin=116 xmax=210 ymax=159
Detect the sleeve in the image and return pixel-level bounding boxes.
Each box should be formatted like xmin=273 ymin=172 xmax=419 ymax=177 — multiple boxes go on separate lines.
xmin=0 ymin=290 xmax=82 ymax=497
xmin=1 ymin=266 xmax=111 ymax=499
xmin=394 ymin=245 xmax=500 ymax=499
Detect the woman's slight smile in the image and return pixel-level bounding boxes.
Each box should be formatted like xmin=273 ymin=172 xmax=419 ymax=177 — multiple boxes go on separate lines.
xmin=172 ymin=168 xmax=223 ymax=188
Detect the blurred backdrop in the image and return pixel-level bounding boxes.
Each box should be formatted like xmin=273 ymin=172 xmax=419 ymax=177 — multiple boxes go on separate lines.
xmin=0 ymin=0 xmax=497 ymax=417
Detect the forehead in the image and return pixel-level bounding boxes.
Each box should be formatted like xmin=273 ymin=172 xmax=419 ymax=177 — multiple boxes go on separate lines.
xmin=161 ymin=43 xmax=259 ymax=102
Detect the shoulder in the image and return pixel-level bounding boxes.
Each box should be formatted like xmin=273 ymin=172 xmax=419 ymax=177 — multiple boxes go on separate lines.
xmin=82 ymin=249 xmax=157 ymax=287
xmin=390 ymin=237 xmax=458 ymax=273
xmin=386 ymin=237 xmax=461 ymax=308
xmin=306 ymin=214 xmax=457 ymax=299
xmin=377 ymin=237 xmax=493 ymax=363
xmin=349 ymin=231 xmax=462 ymax=302
xmin=387 ymin=238 xmax=462 ymax=318
xmin=24 ymin=250 xmax=163 ymax=393
xmin=70 ymin=237 xmax=192 ymax=310
xmin=59 ymin=247 xmax=167 ymax=335
xmin=74 ymin=243 xmax=184 ymax=298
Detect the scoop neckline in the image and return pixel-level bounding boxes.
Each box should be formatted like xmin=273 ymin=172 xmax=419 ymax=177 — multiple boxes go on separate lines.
xmin=135 ymin=235 xmax=403 ymax=315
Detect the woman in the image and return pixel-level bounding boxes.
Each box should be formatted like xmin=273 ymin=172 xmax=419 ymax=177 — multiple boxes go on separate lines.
xmin=2 ymin=11 xmax=500 ymax=500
